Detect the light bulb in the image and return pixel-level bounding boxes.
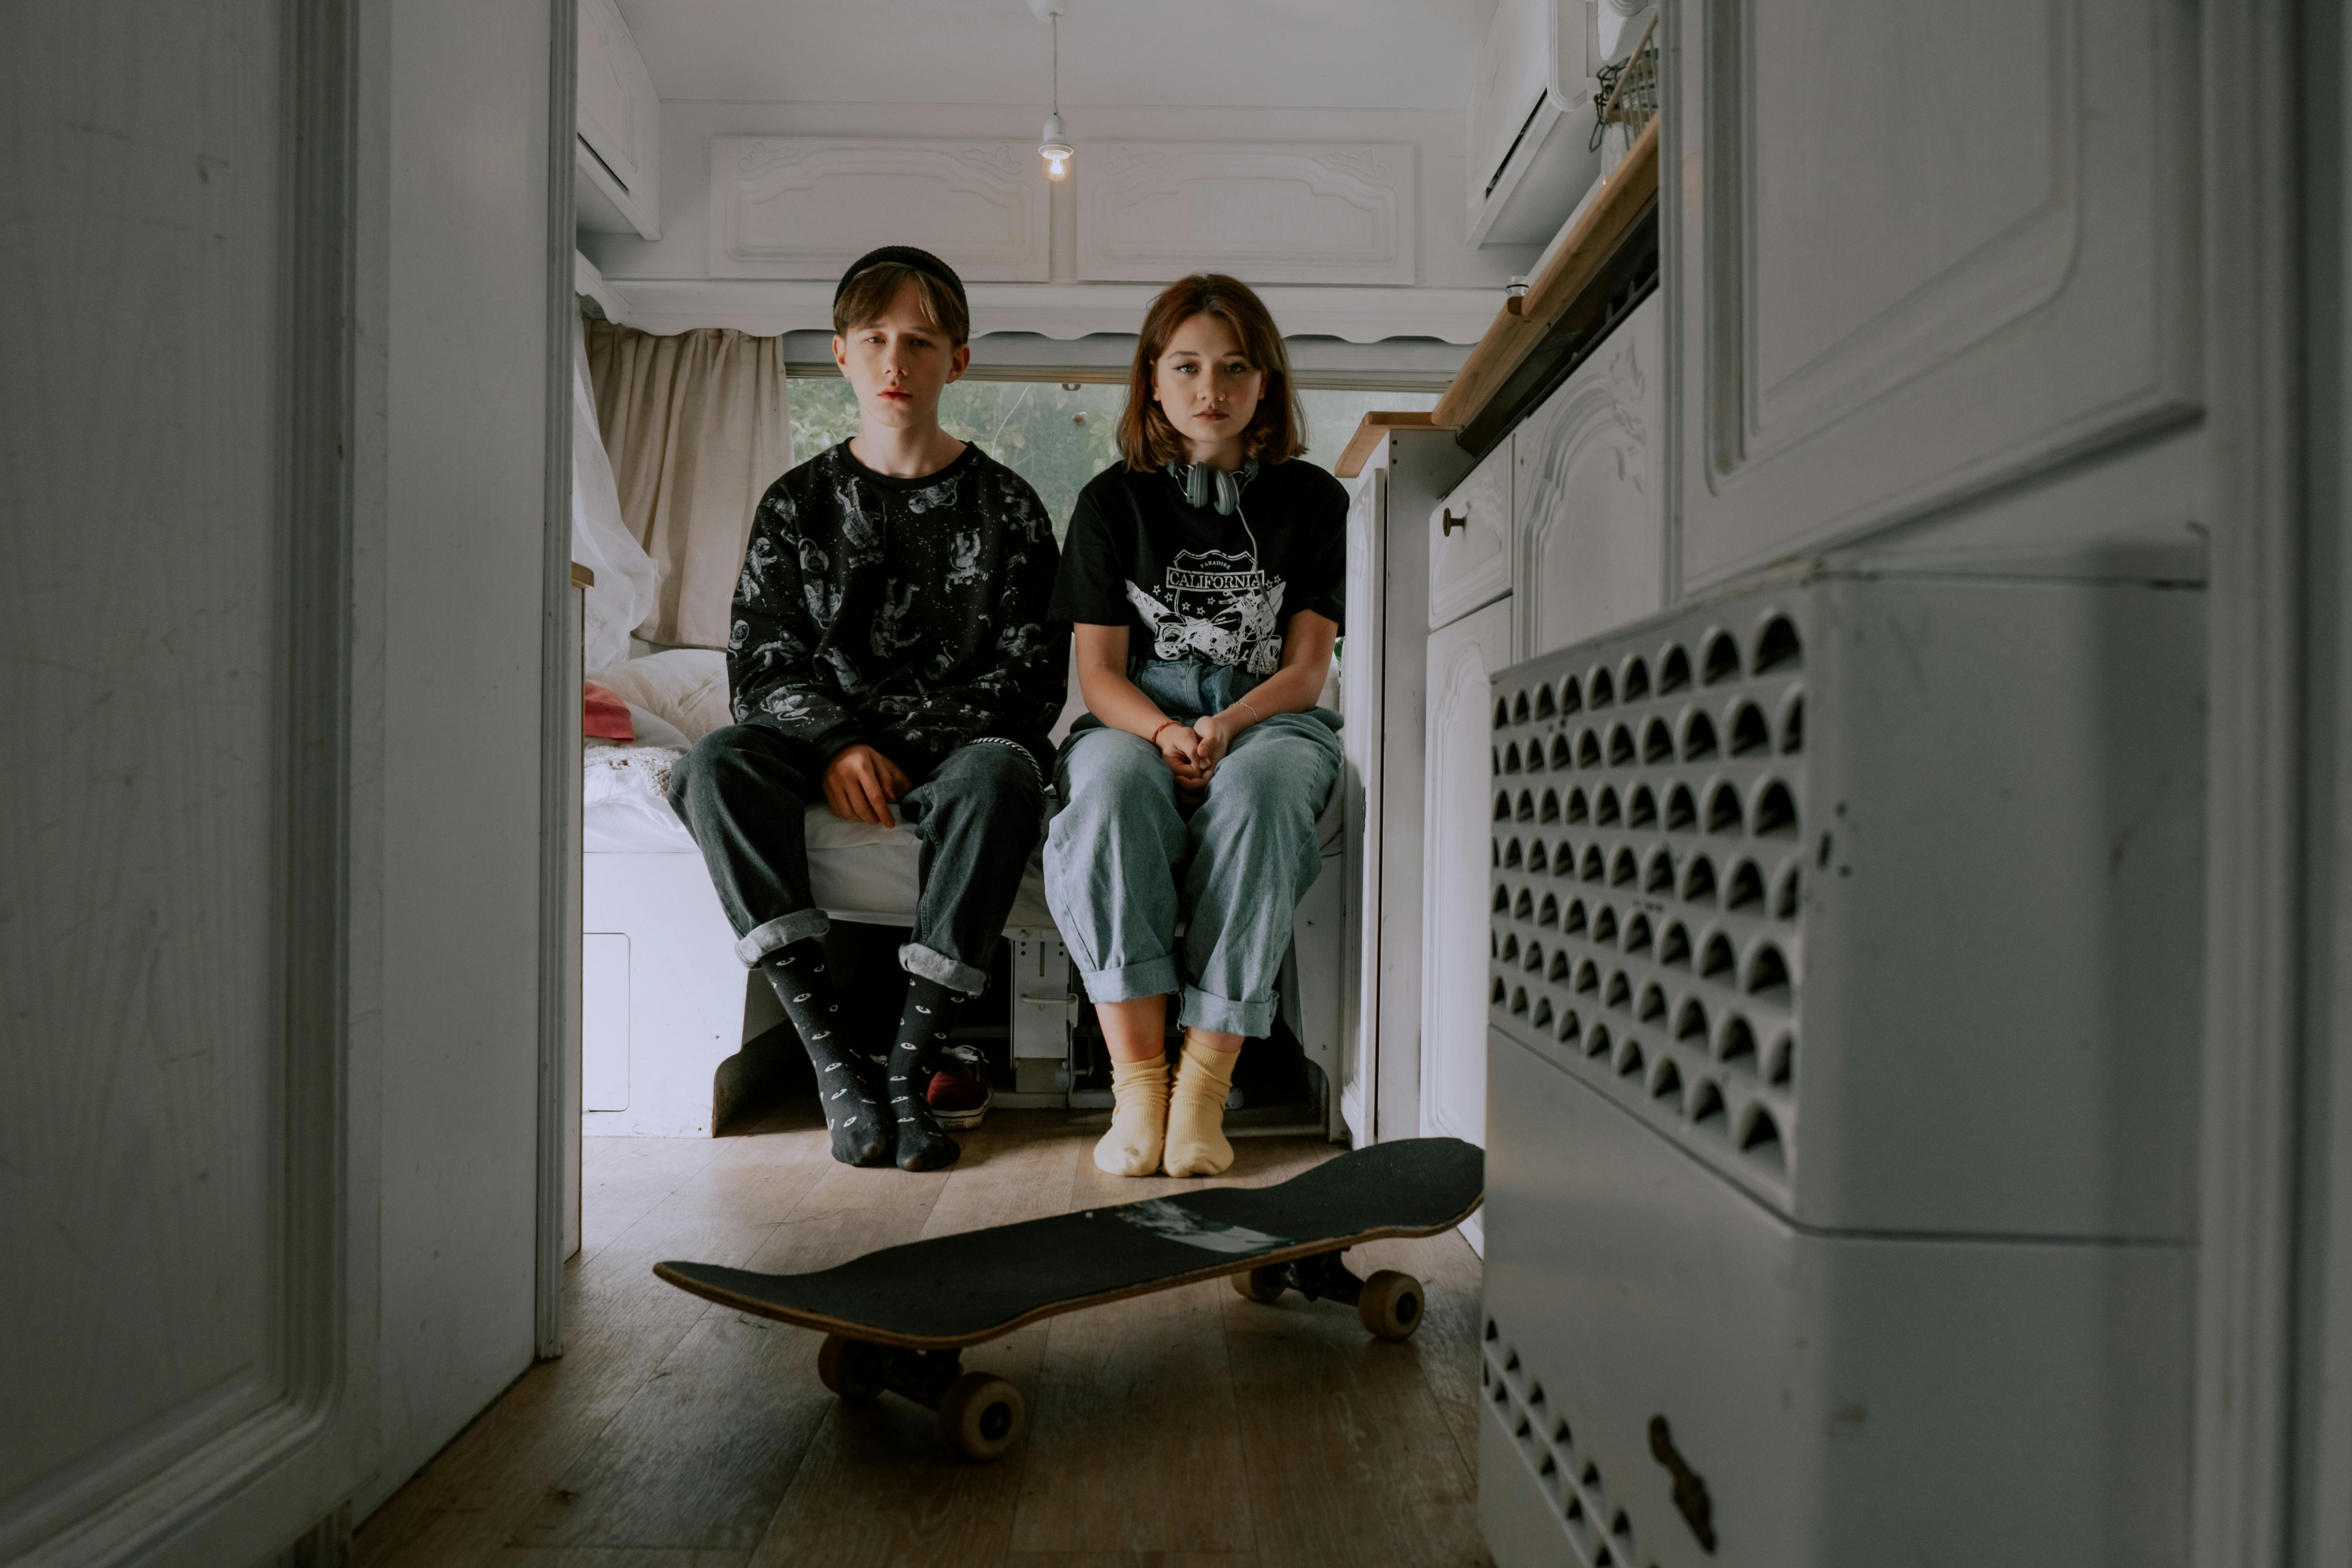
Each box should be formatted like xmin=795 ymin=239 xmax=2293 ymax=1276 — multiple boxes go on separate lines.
xmin=1040 ymin=111 xmax=1072 ymax=183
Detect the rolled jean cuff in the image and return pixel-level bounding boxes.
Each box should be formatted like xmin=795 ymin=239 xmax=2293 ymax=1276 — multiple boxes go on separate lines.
xmin=734 ymin=908 xmax=830 ymax=966
xmin=1076 ymin=954 xmax=1180 ymax=1005
xmin=899 ymin=942 xmax=989 ymax=997
xmin=1178 ymin=985 xmax=1275 ymax=1039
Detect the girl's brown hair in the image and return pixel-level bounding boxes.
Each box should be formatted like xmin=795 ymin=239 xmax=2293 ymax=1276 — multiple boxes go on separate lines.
xmin=1117 ymin=274 xmax=1306 ymax=471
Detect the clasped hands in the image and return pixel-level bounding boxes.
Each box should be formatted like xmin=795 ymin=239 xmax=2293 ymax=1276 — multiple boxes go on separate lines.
xmin=1154 ymin=712 xmax=1240 ymax=802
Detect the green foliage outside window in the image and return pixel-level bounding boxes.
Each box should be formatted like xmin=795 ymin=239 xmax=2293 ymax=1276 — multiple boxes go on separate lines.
xmin=787 ymin=375 xmax=1437 ymax=541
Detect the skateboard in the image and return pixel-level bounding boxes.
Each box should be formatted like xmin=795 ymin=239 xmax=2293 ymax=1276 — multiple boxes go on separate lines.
xmin=652 ymin=1136 xmax=1484 ymax=1460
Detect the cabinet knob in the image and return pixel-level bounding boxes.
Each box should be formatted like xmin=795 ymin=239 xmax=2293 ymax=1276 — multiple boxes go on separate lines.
xmin=1442 ymin=508 xmax=1468 ymax=536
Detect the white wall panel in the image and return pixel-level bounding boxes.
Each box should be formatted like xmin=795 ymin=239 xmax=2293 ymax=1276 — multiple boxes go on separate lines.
xmin=708 ymin=138 xmax=1050 ymax=281
xmin=1669 ymin=0 xmax=2200 ymax=588
xmin=1076 ymin=141 xmax=1415 ymax=285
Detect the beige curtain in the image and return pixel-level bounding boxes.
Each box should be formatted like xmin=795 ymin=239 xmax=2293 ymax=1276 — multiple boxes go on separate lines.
xmin=585 ymin=321 xmax=790 ymax=649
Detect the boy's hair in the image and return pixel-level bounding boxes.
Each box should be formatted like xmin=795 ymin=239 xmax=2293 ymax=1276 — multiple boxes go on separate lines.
xmin=1118 ymin=274 xmax=1306 ymax=470
xmin=833 ymin=260 xmax=971 ymax=348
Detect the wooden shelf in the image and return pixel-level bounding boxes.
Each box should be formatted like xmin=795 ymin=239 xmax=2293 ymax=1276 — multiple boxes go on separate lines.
xmin=1334 ymin=410 xmax=1457 ymax=479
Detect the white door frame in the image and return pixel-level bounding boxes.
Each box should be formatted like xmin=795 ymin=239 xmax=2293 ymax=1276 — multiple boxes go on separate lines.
xmin=535 ymin=0 xmax=581 ymax=1362
xmin=2196 ymin=1 xmax=2303 ymax=1562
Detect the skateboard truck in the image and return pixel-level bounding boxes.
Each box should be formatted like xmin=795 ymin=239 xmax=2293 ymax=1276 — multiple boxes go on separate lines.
xmin=1230 ymin=1248 xmax=1426 ymax=1341
xmin=816 ymin=1336 xmax=1027 ymax=1462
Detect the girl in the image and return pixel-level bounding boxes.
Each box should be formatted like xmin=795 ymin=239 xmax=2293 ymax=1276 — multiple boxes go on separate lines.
xmin=1045 ymin=274 xmax=1348 ymax=1178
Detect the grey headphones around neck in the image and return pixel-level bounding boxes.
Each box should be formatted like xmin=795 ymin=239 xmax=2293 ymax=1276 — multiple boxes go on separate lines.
xmin=1165 ymin=458 xmax=1265 ymax=576
xmin=1165 ymin=458 xmax=1259 ymax=516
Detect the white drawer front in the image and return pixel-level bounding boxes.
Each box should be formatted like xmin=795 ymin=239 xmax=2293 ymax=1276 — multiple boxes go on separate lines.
xmin=1429 ymin=435 xmax=1513 ymax=629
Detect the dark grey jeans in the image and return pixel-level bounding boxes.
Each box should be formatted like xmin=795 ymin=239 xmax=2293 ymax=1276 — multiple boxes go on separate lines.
xmin=668 ymin=724 xmax=1045 ymax=995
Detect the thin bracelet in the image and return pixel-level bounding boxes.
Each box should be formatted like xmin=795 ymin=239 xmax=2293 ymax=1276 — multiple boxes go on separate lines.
xmin=1235 ymin=697 xmax=1263 ymax=726
xmin=1148 ymin=718 xmax=1182 ymax=746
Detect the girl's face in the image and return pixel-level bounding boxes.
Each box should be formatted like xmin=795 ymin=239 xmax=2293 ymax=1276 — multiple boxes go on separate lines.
xmin=1150 ymin=311 xmax=1265 ymax=469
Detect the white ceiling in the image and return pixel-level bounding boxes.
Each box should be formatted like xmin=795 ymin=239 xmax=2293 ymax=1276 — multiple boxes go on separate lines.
xmin=613 ymin=0 xmax=1501 ymax=112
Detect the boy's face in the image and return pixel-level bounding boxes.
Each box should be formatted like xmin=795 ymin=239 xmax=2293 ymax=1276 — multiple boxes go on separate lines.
xmin=832 ymin=281 xmax=971 ymax=432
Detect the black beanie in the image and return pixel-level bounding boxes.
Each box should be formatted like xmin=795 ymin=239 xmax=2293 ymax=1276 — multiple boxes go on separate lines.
xmin=833 ymin=246 xmax=969 ymax=318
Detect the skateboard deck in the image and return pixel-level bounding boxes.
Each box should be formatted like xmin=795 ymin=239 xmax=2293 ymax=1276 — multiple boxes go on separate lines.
xmin=653 ymin=1136 xmax=1483 ymax=1349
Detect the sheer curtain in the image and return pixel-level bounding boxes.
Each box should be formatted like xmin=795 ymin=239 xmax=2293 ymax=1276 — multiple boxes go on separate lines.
xmin=585 ymin=320 xmax=791 ymax=650
xmin=570 ymin=313 xmax=657 ymax=672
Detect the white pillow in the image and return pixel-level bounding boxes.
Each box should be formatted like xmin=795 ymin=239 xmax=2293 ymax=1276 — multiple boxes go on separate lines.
xmin=622 ymin=702 xmax=691 ymax=752
xmin=586 ymin=649 xmax=732 ymax=742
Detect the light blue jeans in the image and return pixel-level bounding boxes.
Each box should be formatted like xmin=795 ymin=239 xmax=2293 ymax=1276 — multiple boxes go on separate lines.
xmin=1044 ymin=659 xmax=1344 ymax=1037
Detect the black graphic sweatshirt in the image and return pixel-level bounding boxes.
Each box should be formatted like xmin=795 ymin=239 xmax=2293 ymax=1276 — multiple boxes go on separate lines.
xmin=727 ymin=441 xmax=1067 ymax=779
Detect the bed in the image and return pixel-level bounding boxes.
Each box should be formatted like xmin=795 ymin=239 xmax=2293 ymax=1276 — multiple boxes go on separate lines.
xmin=580 ymin=648 xmax=1347 ymax=1137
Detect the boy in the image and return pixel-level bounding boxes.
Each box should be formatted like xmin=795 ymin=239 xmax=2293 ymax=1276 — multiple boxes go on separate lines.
xmin=669 ymin=247 xmax=1066 ymax=1171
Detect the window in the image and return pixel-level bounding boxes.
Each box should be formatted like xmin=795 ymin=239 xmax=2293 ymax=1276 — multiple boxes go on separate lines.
xmin=787 ymin=374 xmax=1438 ymax=539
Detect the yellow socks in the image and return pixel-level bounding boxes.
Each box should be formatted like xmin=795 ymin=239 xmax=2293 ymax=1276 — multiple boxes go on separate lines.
xmin=1095 ymin=1054 xmax=1170 ymax=1177
xmin=1164 ymin=1035 xmax=1239 ymax=1178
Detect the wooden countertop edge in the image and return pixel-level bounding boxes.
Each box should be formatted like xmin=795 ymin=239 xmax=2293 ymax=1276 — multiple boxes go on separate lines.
xmin=1430 ymin=116 xmax=1661 ymax=433
xmin=571 ymin=562 xmax=596 ymax=589
xmin=1334 ymin=410 xmax=1457 ymax=479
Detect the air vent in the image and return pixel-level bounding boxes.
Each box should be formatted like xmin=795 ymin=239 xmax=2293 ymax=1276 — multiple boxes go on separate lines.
xmin=1482 ymin=1315 xmax=1650 ymax=1568
xmin=1487 ymin=593 xmax=1811 ymax=1208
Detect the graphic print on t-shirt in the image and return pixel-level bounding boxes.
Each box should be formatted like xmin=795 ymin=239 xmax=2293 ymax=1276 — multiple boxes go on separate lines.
xmin=1123 ymin=548 xmax=1285 ymax=673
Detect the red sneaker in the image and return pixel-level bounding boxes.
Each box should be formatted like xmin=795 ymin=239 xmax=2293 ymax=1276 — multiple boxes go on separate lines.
xmin=927 ymin=1045 xmax=992 ymax=1130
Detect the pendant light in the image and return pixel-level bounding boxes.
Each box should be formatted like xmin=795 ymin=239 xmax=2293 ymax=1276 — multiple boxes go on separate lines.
xmin=1032 ymin=0 xmax=1073 ymax=181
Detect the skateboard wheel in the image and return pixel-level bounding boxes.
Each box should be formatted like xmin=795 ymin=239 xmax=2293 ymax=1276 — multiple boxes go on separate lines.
xmin=1232 ymin=1265 xmax=1288 ymax=1303
xmin=817 ymin=1334 xmax=887 ymax=1403
xmin=1357 ymin=1271 xmax=1425 ymax=1341
xmin=937 ymin=1372 xmax=1026 ymax=1461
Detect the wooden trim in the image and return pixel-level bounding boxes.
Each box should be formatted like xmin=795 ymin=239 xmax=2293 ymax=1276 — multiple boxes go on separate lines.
xmin=1335 ymin=410 xmax=1453 ymax=478
xmin=570 ymin=561 xmax=594 ymax=589
xmin=1432 ymin=118 xmax=1661 ymax=435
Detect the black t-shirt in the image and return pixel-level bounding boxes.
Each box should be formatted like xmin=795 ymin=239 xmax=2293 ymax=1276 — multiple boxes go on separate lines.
xmin=1050 ymin=459 xmax=1347 ymax=675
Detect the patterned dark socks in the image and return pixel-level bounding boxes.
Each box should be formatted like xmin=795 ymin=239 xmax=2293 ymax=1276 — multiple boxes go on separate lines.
xmin=888 ymin=973 xmax=968 ymax=1171
xmin=761 ymin=940 xmax=890 ymax=1167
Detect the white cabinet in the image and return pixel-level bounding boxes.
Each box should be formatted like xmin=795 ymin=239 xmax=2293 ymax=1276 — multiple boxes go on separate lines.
xmin=1464 ymin=0 xmax=1603 ymax=246
xmin=1429 ymin=435 xmax=1514 ymax=629
xmin=1421 ymin=597 xmax=1514 ymax=1164
xmin=1338 ymin=430 xmax=1478 ymax=1149
xmin=1667 ymin=0 xmax=2198 ymax=588
xmin=577 ymin=0 xmax=660 ymax=239
xmin=1513 ymin=292 xmax=1664 ymax=660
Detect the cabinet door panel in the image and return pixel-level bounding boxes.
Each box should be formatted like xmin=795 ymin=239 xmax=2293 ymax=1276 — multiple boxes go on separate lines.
xmin=1670 ymin=0 xmax=2198 ymax=587
xmin=1516 ymin=294 xmax=1664 ymax=659
xmin=1429 ymin=436 xmax=1513 ymax=629
xmin=1421 ymin=598 xmax=1514 ymax=1152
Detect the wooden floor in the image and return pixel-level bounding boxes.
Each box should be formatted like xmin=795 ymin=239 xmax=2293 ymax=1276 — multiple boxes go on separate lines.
xmin=353 ymin=1103 xmax=1492 ymax=1568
